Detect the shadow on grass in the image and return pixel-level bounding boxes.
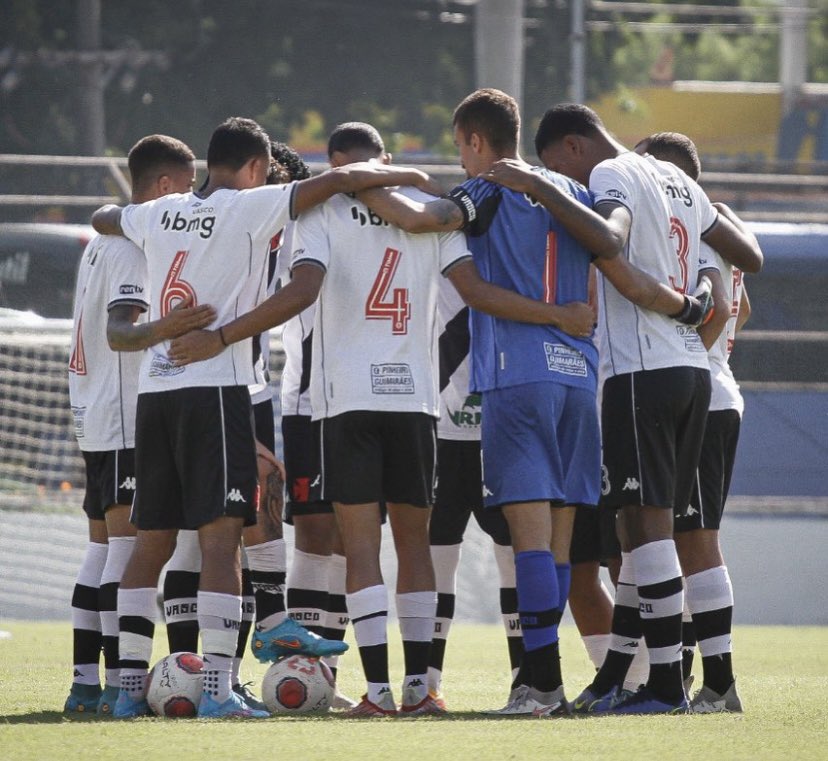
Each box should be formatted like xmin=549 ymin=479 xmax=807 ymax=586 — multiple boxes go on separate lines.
xmin=0 ymin=709 xmax=549 ymax=723
xmin=1 ymin=710 xmax=85 ymax=724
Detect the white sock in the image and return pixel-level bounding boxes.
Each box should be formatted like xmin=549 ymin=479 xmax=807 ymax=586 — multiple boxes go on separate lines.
xmin=198 ymin=590 xmax=241 ymax=703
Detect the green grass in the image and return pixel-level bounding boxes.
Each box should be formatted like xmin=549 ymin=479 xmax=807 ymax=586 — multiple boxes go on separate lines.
xmin=1 ymin=623 xmax=826 ymax=760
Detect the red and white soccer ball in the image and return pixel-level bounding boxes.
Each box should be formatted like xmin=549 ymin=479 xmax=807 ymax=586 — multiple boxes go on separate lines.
xmin=146 ymin=652 xmax=205 ymax=717
xmin=261 ymin=654 xmax=335 ymax=713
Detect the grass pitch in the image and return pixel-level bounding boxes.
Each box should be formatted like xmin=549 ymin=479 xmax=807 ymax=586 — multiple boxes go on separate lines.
xmin=1 ymin=622 xmax=826 ymax=760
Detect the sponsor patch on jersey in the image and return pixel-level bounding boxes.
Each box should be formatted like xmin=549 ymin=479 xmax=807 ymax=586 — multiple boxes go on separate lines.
xmin=604 ymin=188 xmax=627 ymax=201
xmin=71 ymin=406 xmax=86 ymax=439
xmin=544 ymin=343 xmax=588 ymax=377
xmin=148 ymin=352 xmax=186 ymax=377
xmin=370 ymin=363 xmax=415 ymax=394
xmin=119 ymin=284 xmax=144 ymax=295
xmin=675 ymin=325 xmax=707 ymax=353
xmin=446 ymin=393 xmax=481 ymax=429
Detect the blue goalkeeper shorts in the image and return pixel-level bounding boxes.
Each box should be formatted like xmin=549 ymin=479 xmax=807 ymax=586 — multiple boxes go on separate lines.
xmin=480 ymin=381 xmax=600 ymax=509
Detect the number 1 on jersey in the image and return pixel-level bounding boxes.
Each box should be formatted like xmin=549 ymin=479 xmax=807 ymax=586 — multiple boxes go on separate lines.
xmin=365 ymin=247 xmax=410 ymax=335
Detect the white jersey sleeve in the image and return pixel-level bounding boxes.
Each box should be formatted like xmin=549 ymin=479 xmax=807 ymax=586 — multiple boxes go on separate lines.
xmin=703 ymin=241 xmax=744 ymax=415
xmin=68 ymin=235 xmax=147 ymax=450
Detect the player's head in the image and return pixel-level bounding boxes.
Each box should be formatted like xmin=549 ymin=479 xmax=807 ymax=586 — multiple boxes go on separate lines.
xmin=452 ymin=88 xmax=519 ymax=177
xmin=634 ymin=131 xmax=701 ymax=181
xmin=127 ymin=134 xmax=196 ymax=202
xmin=327 ymin=122 xmax=388 ymax=167
xmin=534 ymin=103 xmax=608 ymax=186
xmin=267 ymin=141 xmax=311 ymax=185
xmin=207 ymin=117 xmax=271 ymax=188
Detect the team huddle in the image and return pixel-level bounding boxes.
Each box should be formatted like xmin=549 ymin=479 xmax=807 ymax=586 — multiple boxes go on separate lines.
xmin=64 ymin=87 xmax=762 ymax=720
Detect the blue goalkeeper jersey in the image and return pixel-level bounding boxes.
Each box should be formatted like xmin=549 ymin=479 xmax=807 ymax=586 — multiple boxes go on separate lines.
xmin=448 ymin=168 xmax=597 ymax=394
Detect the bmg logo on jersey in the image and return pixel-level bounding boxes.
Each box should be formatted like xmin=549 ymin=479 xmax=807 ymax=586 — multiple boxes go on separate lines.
xmin=160 ymin=209 xmax=216 ymax=239
xmin=350 ymin=206 xmax=389 ymax=227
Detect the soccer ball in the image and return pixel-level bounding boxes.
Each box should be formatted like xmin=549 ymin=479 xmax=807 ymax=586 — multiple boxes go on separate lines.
xmin=146 ymin=652 xmax=204 ymax=717
xmin=261 ymin=654 xmax=335 ymax=713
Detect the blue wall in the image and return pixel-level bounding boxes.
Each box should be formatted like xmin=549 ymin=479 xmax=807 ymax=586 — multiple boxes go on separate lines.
xmin=732 ymin=389 xmax=828 ymax=497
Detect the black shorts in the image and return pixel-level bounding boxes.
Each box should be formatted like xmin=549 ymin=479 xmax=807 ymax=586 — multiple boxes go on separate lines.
xmin=81 ymin=449 xmax=136 ymax=520
xmin=570 ymin=505 xmax=621 ymax=565
xmin=320 ymin=411 xmax=436 ymax=507
xmin=133 ymin=386 xmax=258 ymax=531
xmin=675 ymin=408 xmax=741 ymax=533
xmin=600 ymin=367 xmax=711 ymax=510
xmin=281 ymin=414 xmax=332 ymax=524
xmin=430 ymin=438 xmax=510 ymax=546
xmin=253 ymin=398 xmax=276 ymax=453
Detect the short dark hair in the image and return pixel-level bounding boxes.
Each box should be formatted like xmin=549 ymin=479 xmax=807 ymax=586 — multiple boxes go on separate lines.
xmin=127 ymin=134 xmax=195 ymax=192
xmin=453 ymin=88 xmax=519 ymax=154
xmin=534 ymin=103 xmax=604 ymax=158
xmin=639 ymin=132 xmax=701 ymax=181
xmin=267 ymin=141 xmax=311 ymax=184
xmin=207 ymin=117 xmax=270 ymax=171
xmin=327 ymin=122 xmax=384 ymax=158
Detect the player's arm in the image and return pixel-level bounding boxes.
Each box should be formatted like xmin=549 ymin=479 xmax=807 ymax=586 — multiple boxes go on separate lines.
xmin=703 ymin=203 xmax=763 ymax=274
xmin=292 ymin=163 xmax=442 ymax=216
xmin=696 ymin=268 xmax=729 ymax=350
xmin=446 ymin=259 xmax=595 ymax=337
xmin=107 ymin=295 xmax=217 ymax=352
xmin=480 ymin=159 xmax=621 ymax=259
xmin=735 ymin=285 xmax=751 ymax=332
xmin=167 ymin=263 xmax=324 ymax=366
xmin=91 ymin=205 xmax=125 ymax=236
xmin=356 ymin=188 xmax=464 ymax=233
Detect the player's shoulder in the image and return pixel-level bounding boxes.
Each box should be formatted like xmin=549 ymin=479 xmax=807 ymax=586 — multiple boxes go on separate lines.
xmin=534 ymin=166 xmax=591 ymax=203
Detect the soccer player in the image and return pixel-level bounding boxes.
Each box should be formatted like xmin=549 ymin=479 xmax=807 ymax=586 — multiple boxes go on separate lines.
xmin=426 ymin=277 xmax=522 ymax=709
xmin=160 ymin=142 xmax=345 ymax=712
xmin=270 ymin=142 xmax=356 ymax=709
xmin=526 ymin=104 xmax=762 ymax=714
xmin=355 ymin=89 xmax=617 ymax=716
xmin=636 ymin=131 xmax=762 ymax=713
xmin=91 ymin=116 xmax=443 ymax=719
xmin=168 ymin=120 xmax=595 ymax=717
xmin=65 ymin=134 xmax=211 ymax=715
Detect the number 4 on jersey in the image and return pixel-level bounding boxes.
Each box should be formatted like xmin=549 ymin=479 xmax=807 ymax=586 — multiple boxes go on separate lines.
xmin=365 ymin=247 xmax=410 ymax=335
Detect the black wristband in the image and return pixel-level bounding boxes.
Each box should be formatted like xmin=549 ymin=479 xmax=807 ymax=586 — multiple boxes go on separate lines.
xmin=445 ymin=186 xmax=477 ymax=229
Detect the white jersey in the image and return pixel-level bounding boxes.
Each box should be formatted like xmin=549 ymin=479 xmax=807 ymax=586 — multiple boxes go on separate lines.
xmin=290 ymin=187 xmax=472 ymax=420
xmin=249 ymin=228 xmax=284 ymax=407
xmin=704 ymin=241 xmax=744 ymax=415
xmin=68 ymin=235 xmax=149 ymax=450
xmin=120 ymin=183 xmax=296 ymax=393
xmin=591 ymin=152 xmax=718 ymax=379
xmin=436 ymin=278 xmax=480 ymax=441
xmin=278 ymin=222 xmax=316 ymax=418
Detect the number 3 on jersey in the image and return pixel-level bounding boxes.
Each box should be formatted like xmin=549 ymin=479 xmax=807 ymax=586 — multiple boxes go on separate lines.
xmin=668 ymin=216 xmax=690 ymax=294
xmin=161 ymin=250 xmax=197 ymax=316
xmin=365 ymin=247 xmax=410 ymax=334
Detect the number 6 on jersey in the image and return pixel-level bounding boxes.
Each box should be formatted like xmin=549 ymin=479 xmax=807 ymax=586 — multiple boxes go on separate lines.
xmin=365 ymin=247 xmax=411 ymax=334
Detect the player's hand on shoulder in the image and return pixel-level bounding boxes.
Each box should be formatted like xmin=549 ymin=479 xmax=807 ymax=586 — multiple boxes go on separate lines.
xmin=168 ymin=328 xmax=224 ymax=366
xmin=158 ymin=295 xmax=217 ymax=341
xmin=480 ymin=159 xmax=536 ymax=194
xmin=554 ymin=301 xmax=596 ymax=337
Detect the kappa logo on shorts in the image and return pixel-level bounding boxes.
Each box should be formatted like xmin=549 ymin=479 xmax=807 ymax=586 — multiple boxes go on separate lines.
xmin=622 ymin=477 xmax=640 ymax=491
xmin=119 ymin=476 xmax=136 ymax=490
xmin=482 ymin=484 xmax=494 ymax=498
xmin=226 ymin=488 xmax=247 ymax=503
